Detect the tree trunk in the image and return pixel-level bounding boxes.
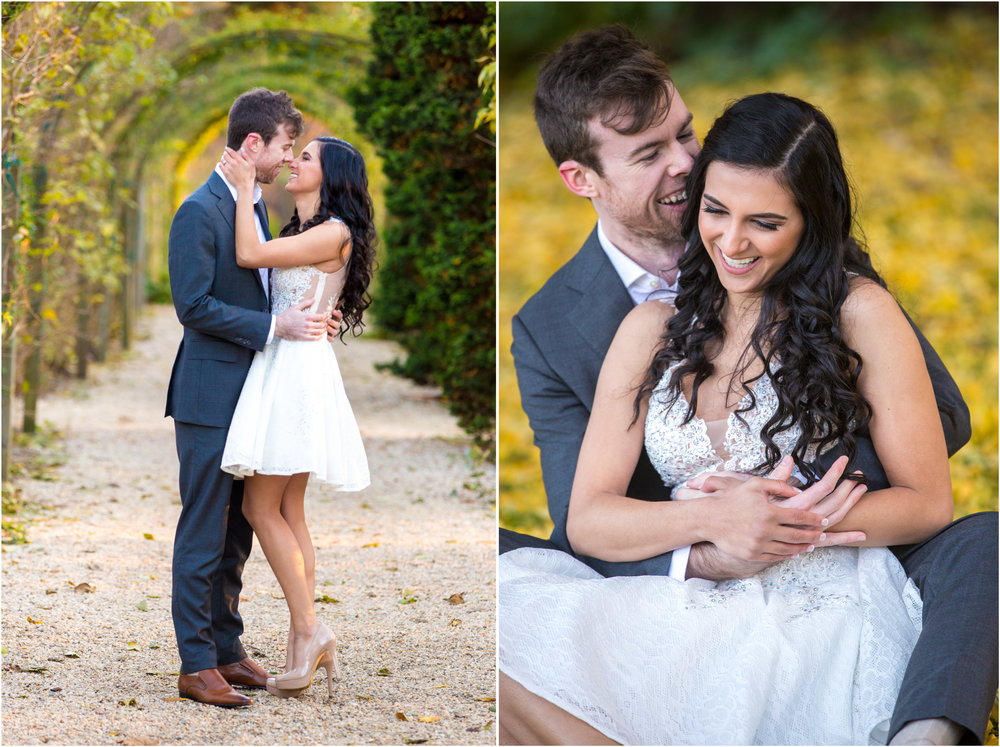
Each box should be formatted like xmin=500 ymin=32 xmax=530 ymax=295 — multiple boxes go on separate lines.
xmin=22 ymin=163 xmax=48 ymax=435
xmin=2 ymin=151 xmax=22 ymax=480
xmin=75 ymin=273 xmax=90 ymax=379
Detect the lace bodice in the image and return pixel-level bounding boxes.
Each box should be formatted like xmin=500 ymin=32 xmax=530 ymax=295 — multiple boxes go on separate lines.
xmin=645 ymin=361 xmax=819 ymax=489
xmin=271 ymin=264 xmax=348 ymax=317
xmin=269 ymin=218 xmax=349 ymax=317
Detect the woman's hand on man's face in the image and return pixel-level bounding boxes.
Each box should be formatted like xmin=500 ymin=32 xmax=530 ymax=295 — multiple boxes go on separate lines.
xmin=219 ymin=146 xmax=255 ymax=191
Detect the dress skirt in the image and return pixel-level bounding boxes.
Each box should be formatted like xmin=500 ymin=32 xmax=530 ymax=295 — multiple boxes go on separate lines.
xmin=221 ymin=335 xmax=369 ymax=491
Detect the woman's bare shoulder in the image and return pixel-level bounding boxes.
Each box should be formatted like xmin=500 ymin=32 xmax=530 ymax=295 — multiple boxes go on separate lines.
xmin=620 ymin=298 xmax=676 ymax=335
xmin=842 ymin=276 xmax=899 ymax=325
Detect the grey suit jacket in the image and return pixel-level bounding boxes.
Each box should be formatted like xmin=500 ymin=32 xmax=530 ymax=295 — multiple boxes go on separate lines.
xmin=511 ymin=225 xmax=971 ymax=577
xmin=164 ymin=172 xmax=273 ymax=428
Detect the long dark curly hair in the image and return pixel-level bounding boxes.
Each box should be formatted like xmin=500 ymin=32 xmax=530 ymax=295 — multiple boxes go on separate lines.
xmin=279 ymin=136 xmax=377 ymax=338
xmin=636 ymin=92 xmax=887 ymax=482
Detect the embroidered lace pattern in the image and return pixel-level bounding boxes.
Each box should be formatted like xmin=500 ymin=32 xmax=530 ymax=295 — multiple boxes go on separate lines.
xmin=645 ymin=360 xmax=818 ymax=488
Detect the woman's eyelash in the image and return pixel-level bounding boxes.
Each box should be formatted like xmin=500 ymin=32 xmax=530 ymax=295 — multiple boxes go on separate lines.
xmin=703 ymin=206 xmax=780 ymax=231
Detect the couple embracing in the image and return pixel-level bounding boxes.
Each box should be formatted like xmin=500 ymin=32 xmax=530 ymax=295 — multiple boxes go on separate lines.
xmin=500 ymin=26 xmax=998 ymax=746
xmin=164 ymin=88 xmax=376 ymax=707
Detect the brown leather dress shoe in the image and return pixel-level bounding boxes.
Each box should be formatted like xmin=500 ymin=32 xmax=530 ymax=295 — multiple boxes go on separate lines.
xmin=218 ymin=657 xmax=269 ymax=690
xmin=178 ymin=668 xmax=252 ymax=708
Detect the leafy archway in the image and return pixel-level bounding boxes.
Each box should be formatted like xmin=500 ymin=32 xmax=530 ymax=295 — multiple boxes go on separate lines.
xmin=2 ymin=2 xmax=376 ymax=470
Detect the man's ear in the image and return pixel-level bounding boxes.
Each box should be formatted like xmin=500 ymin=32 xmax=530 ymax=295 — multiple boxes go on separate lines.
xmin=558 ymin=160 xmax=599 ymax=199
xmin=242 ymin=133 xmax=262 ymax=154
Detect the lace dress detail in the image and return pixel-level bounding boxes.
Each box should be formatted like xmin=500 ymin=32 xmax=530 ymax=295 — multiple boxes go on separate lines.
xmin=499 ymin=363 xmax=922 ymax=745
xmin=646 ymin=360 xmax=821 ymax=486
xmin=220 ymin=253 xmax=369 ymax=491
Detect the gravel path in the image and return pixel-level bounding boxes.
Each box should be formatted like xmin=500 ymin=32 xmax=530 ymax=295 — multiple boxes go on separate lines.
xmin=1 ymin=304 xmax=497 ymax=746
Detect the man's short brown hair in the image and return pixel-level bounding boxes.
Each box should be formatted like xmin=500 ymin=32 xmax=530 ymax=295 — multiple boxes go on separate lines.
xmin=226 ymin=88 xmax=304 ymax=150
xmin=533 ymin=25 xmax=673 ymax=175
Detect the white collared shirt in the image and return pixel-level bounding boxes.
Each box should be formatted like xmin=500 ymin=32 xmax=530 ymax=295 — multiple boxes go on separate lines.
xmin=597 ymin=221 xmax=680 ymax=305
xmin=596 ymin=220 xmax=689 ymax=580
xmin=215 ymin=166 xmax=275 ymax=343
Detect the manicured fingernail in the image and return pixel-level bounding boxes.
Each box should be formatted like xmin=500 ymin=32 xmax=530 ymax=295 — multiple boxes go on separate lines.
xmin=819 ymin=533 xmax=826 ymax=541
xmin=821 ymin=518 xmax=829 ymax=527
xmin=806 ymin=545 xmax=814 ymax=552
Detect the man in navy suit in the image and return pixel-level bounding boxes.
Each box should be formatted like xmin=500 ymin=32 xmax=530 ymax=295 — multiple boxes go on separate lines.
xmin=500 ymin=26 xmax=997 ymax=745
xmin=164 ymin=88 xmax=328 ymax=707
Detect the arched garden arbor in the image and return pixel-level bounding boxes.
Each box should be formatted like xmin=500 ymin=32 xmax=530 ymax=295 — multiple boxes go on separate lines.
xmin=3 ymin=3 xmax=379 ymax=473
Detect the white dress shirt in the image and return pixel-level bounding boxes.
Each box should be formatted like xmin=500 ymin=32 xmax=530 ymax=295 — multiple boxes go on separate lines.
xmin=596 ymin=220 xmax=690 ymax=580
xmin=215 ymin=166 xmax=276 ymax=343
xmin=597 ymin=221 xmax=680 ymax=304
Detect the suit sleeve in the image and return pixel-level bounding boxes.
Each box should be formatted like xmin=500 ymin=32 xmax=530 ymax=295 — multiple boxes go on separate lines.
xmin=511 ymin=311 xmax=589 ymax=554
xmin=168 ymin=199 xmax=271 ymax=350
xmin=511 ymin=312 xmax=675 ymax=577
xmin=902 ymin=308 xmax=971 ymax=456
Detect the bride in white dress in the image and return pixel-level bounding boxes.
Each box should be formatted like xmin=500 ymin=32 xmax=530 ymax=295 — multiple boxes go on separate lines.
xmin=499 ymin=94 xmax=953 ymax=745
xmin=217 ymin=136 xmax=377 ymax=698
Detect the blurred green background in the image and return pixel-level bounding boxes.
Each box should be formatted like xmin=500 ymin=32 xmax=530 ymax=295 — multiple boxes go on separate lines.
xmin=498 ymin=2 xmax=999 ymax=537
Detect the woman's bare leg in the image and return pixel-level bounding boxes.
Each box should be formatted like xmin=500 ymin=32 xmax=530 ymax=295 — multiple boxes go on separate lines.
xmin=499 ymin=671 xmax=619 ymax=746
xmin=278 ymin=472 xmax=314 ymax=672
xmin=242 ymin=473 xmax=319 ymax=672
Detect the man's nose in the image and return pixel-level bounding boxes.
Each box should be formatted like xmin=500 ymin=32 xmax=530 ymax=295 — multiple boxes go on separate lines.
xmin=665 ymin=142 xmax=696 ymax=178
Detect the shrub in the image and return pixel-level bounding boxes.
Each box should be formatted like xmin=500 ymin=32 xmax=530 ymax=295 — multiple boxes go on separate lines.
xmin=349 ymin=2 xmax=495 ymax=453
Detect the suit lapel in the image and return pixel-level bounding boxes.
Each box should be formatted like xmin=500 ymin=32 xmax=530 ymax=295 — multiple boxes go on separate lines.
xmin=255 ymin=199 xmax=273 ymax=241
xmin=566 ymin=228 xmax=635 ymax=362
xmin=207 ymin=171 xmax=268 ymax=300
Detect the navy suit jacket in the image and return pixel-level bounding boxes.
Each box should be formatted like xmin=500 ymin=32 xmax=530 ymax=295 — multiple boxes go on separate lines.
xmin=165 ymin=172 xmax=273 ymax=428
xmin=511 ymin=225 xmax=972 ymax=577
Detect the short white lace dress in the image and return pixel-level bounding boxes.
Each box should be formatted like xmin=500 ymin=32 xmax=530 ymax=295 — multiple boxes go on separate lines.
xmin=220 ymin=246 xmax=370 ymax=491
xmin=499 ymin=361 xmax=922 ymax=745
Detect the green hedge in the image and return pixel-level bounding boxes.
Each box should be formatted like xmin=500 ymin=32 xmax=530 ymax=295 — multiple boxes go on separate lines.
xmin=349 ymin=2 xmax=495 ymax=452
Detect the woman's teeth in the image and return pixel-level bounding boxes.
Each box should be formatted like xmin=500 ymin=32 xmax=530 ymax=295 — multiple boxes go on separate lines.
xmin=722 ymin=253 xmax=758 ymax=268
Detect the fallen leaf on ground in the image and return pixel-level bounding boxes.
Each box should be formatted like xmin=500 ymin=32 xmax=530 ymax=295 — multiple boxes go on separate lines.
xmin=163 ymin=697 xmax=187 ymax=702
xmin=136 ymin=600 xmax=148 ymax=612
xmin=74 ymin=582 xmax=94 ymax=593
xmin=376 ymin=668 xmax=390 ymax=676
xmin=446 ymin=593 xmax=466 ymax=604
xmin=362 ymin=542 xmax=379 ymax=548
xmin=315 ymin=595 xmax=340 ymax=604
xmin=142 ymin=533 xmax=154 ymax=541
xmin=396 ymin=712 xmax=408 ymax=721
xmin=418 ymin=716 xmax=440 ymax=723
xmin=125 ymin=641 xmax=140 ymax=651
xmin=118 ymin=698 xmax=138 ymax=707
xmin=27 ymin=616 xmax=42 ymax=624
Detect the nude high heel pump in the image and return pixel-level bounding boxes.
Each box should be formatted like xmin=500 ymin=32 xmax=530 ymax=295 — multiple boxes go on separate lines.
xmin=266 ymin=625 xmax=341 ymax=698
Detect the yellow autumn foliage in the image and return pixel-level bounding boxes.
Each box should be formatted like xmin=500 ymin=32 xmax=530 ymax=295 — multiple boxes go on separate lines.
xmin=499 ymin=13 xmax=997 ymax=536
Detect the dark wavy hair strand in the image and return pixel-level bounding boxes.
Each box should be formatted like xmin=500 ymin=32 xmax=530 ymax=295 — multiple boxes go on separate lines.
xmin=279 ymin=136 xmax=377 ymax=338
